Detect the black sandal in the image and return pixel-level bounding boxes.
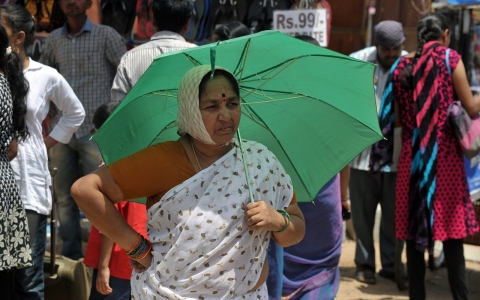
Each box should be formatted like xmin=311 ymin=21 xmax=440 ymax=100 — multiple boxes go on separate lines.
xmin=356 ymin=269 xmax=376 ymax=284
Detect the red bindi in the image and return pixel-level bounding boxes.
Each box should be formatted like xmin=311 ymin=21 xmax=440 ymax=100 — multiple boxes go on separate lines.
xmin=222 ymin=93 xmax=226 ymax=103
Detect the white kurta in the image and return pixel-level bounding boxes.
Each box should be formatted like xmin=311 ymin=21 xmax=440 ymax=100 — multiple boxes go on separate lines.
xmin=131 ymin=140 xmax=293 ymax=299
xmin=10 ymin=59 xmax=85 ymax=215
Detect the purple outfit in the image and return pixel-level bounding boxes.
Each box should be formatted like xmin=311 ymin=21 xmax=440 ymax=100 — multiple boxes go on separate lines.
xmin=267 ymin=175 xmax=342 ymax=299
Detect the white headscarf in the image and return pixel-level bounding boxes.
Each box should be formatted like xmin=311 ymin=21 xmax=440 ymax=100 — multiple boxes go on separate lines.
xmin=175 ymin=65 xmax=237 ymax=145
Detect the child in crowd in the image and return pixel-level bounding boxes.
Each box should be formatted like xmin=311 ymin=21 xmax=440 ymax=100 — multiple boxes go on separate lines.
xmin=83 ymin=102 xmax=148 ymax=300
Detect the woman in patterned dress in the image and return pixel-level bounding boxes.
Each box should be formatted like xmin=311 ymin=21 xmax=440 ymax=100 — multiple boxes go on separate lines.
xmin=0 ymin=5 xmax=85 ymax=299
xmin=392 ymin=13 xmax=480 ymax=300
xmin=72 ymin=65 xmax=306 ymax=299
xmin=0 ymin=24 xmax=31 ymax=298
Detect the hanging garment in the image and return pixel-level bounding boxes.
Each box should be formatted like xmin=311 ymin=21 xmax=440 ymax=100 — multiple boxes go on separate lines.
xmin=136 ymin=0 xmax=155 ymax=39
xmin=246 ymin=0 xmax=294 ymax=33
xmin=101 ymin=0 xmax=137 ymax=35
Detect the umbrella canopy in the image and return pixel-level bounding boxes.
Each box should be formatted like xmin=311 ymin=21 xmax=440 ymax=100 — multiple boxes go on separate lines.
xmin=94 ymin=30 xmax=382 ymax=202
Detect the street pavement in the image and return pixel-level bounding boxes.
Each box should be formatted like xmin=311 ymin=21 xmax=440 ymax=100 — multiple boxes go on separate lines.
xmin=50 ymin=213 xmax=480 ymax=299
xmin=337 ymin=239 xmax=480 ymax=299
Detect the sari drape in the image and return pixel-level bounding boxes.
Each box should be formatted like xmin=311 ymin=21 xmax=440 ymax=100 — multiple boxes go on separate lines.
xmin=131 ymin=140 xmax=293 ymax=299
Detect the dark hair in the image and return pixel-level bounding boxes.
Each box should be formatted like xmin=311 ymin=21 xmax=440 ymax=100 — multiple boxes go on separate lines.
xmin=199 ymin=69 xmax=240 ymax=100
xmin=93 ymin=101 xmax=119 ymax=129
xmin=415 ymin=13 xmax=449 ymax=57
xmin=0 ymin=25 xmax=29 ymax=142
xmin=0 ymin=4 xmax=36 ymax=49
xmin=213 ymin=22 xmax=250 ymax=41
xmin=151 ymin=0 xmax=194 ymax=33
xmin=295 ymin=35 xmax=320 ymax=46
xmin=400 ymin=12 xmax=450 ymax=88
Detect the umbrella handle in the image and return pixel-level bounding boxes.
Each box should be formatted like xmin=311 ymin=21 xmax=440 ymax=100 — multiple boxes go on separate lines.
xmin=237 ymin=130 xmax=264 ymax=259
xmin=236 ymin=129 xmax=255 ymax=203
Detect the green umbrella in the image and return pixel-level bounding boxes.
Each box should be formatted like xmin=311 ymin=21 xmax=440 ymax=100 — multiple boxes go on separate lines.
xmin=94 ymin=30 xmax=382 ymax=202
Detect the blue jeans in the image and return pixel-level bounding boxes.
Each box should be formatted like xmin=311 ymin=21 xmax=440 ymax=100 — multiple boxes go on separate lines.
xmin=49 ymin=134 xmax=102 ymax=260
xmin=89 ymin=269 xmax=131 ymax=300
xmin=15 ymin=210 xmax=48 ymax=300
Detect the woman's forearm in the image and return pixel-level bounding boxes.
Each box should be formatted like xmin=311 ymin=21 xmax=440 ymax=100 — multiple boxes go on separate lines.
xmin=44 ymin=136 xmax=59 ymax=150
xmin=7 ymin=139 xmax=17 ymax=161
xmin=71 ymin=171 xmax=139 ymax=252
xmin=271 ymin=204 xmax=305 ymax=247
xmin=272 ymin=215 xmax=305 ymax=247
xmin=339 ymin=165 xmax=350 ymax=201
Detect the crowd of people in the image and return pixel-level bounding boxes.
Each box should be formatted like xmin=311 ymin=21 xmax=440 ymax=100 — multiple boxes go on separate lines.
xmin=0 ymin=0 xmax=479 ymax=300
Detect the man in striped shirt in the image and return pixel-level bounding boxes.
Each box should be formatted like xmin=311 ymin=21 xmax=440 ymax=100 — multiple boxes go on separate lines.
xmin=348 ymin=21 xmax=407 ymax=285
xmin=111 ymin=0 xmax=197 ymax=102
xmin=39 ymin=0 xmax=126 ymax=260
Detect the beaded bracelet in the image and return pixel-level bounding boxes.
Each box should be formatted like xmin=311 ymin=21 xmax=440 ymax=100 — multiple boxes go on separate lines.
xmin=126 ymin=234 xmax=142 ymax=253
xmin=126 ymin=235 xmax=151 ymax=259
xmin=129 ymin=237 xmax=149 ymax=258
xmin=276 ymin=209 xmax=291 ymax=233
xmin=128 ymin=238 xmax=150 ymax=259
xmin=134 ymin=242 xmax=152 ymax=261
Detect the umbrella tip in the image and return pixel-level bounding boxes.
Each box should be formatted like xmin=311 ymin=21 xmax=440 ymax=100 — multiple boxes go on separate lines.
xmin=210 ymin=43 xmax=218 ymax=80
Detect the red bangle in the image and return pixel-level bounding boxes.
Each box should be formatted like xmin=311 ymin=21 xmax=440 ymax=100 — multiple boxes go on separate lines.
xmin=126 ymin=234 xmax=141 ymax=254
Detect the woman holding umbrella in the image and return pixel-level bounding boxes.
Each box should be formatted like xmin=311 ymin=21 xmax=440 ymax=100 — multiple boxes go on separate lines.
xmin=72 ymin=65 xmax=306 ymax=299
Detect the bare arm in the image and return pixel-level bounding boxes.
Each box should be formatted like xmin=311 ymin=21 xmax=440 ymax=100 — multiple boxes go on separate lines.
xmin=44 ymin=136 xmax=58 ymax=151
xmin=7 ymin=139 xmax=17 ymax=161
xmin=96 ymin=234 xmax=114 ymax=295
xmin=71 ymin=168 xmax=152 ymax=267
xmin=271 ymin=203 xmax=305 ymax=246
xmin=340 ymin=165 xmax=350 ymax=210
xmin=453 ymin=59 xmax=480 ymax=117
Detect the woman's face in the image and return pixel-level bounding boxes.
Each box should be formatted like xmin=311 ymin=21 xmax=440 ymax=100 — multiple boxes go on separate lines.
xmin=199 ymin=75 xmax=241 ymax=145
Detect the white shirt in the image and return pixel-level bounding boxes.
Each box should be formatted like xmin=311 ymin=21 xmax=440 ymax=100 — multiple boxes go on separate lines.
xmin=10 ymin=59 xmax=85 ymax=215
xmin=111 ymin=31 xmax=196 ymax=102
xmin=349 ymin=46 xmax=407 ymax=172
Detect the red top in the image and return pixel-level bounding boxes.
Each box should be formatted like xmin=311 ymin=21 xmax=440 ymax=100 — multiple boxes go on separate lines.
xmin=393 ymin=46 xmax=479 ymax=241
xmin=83 ymin=201 xmax=148 ymax=280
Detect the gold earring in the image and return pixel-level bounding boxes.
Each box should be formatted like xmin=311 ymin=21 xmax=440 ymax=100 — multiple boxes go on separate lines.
xmin=12 ymin=46 xmax=19 ymax=53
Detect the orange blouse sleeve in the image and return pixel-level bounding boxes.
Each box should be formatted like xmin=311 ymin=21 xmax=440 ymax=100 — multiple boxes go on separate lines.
xmin=109 ymin=140 xmax=297 ymax=208
xmin=108 ymin=141 xmax=195 ymax=207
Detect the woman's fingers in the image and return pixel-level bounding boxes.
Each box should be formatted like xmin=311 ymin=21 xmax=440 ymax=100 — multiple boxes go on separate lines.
xmin=130 ymin=258 xmax=148 ymax=273
xmin=247 ymin=219 xmax=268 ymax=230
xmin=244 ymin=201 xmax=279 ymax=230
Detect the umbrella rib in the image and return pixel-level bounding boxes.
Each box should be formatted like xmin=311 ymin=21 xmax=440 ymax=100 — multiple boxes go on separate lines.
xmin=242 ymin=104 xmax=314 ymax=200
xmin=236 ymin=39 xmax=251 ymax=82
xmin=233 ymin=39 xmax=251 ymax=80
xmin=239 ymin=86 xmax=304 ymax=104
xmin=151 ymin=91 xmax=177 ymax=98
xmin=148 ymin=121 xmax=177 ymax=146
xmin=240 ymin=107 xmax=269 ymax=130
xmin=240 ymin=54 xmax=356 ymax=82
xmin=242 ymin=87 xmax=380 ymax=133
xmin=252 ymin=110 xmax=313 ymax=199
xmin=241 ymin=97 xmax=304 ymax=105
xmin=241 ymin=59 xmax=297 ymax=100
xmin=184 ymin=53 xmax=202 ymax=66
